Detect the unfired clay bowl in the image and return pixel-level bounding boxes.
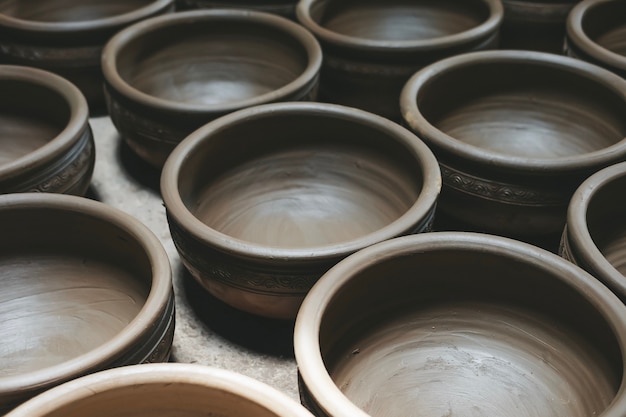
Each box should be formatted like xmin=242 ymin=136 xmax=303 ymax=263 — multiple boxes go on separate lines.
xmin=176 ymin=0 xmax=298 ymax=18
xmin=295 ymin=232 xmax=626 ymax=417
xmin=400 ymin=50 xmax=626 ymax=249
xmin=0 ymin=193 xmax=174 ymax=413
xmin=561 ymin=161 xmax=626 ymax=303
xmin=0 ymin=0 xmax=174 ymax=112
xmin=5 ymin=363 xmax=313 ymax=417
xmin=103 ymin=9 xmax=322 ymax=167
xmin=566 ymin=0 xmax=626 ymax=78
xmin=296 ymin=0 xmax=503 ymax=121
xmin=161 ymin=102 xmax=441 ymax=319
xmin=0 ymin=65 xmax=94 ymax=195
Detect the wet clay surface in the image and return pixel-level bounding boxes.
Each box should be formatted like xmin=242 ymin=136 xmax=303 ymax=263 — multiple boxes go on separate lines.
xmin=0 ymin=113 xmax=59 ymax=167
xmin=0 ymin=253 xmax=148 ymax=376
xmin=0 ymin=0 xmax=153 ymax=22
xmin=193 ymin=146 xmax=418 ymax=248
xmin=331 ymin=301 xmax=616 ymax=417
xmin=317 ymin=0 xmax=488 ymax=41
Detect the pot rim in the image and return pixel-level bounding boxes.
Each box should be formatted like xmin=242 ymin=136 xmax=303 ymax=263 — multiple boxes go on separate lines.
xmin=0 ymin=193 xmax=172 ymax=398
xmin=161 ymin=101 xmax=442 ymax=262
xmin=4 ymin=363 xmax=313 ymax=417
xmin=295 ymin=0 xmax=503 ymax=52
xmin=0 ymin=65 xmax=89 ymax=184
xmin=400 ymin=50 xmax=626 ymax=174
xmin=0 ymin=0 xmax=174 ymax=33
xmin=101 ymin=9 xmax=322 ymax=115
xmin=567 ymin=0 xmax=626 ymax=71
xmin=566 ymin=161 xmax=626 ymax=296
xmin=293 ymin=231 xmax=626 ymax=417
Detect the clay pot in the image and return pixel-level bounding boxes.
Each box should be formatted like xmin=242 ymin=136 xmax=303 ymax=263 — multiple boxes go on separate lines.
xmin=400 ymin=50 xmax=626 ymax=249
xmin=176 ymin=0 xmax=298 ymax=18
xmin=0 ymin=0 xmax=174 ymax=113
xmin=5 ymin=363 xmax=314 ymax=417
xmin=561 ymin=162 xmax=626 ymax=303
xmin=0 ymin=65 xmax=94 ymax=195
xmin=0 ymin=193 xmax=174 ymax=413
xmin=566 ymin=0 xmax=626 ymax=78
xmin=295 ymin=0 xmax=503 ymax=121
xmin=102 ymin=10 xmax=322 ymax=167
xmin=295 ymin=232 xmax=626 ymax=417
xmin=500 ymin=0 xmax=579 ymax=53
xmin=161 ymin=102 xmax=441 ymax=319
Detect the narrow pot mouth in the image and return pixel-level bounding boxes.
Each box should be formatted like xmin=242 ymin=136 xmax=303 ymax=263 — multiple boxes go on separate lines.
xmin=0 ymin=65 xmax=89 ymax=183
xmin=102 ymin=9 xmax=322 ymax=115
xmin=0 ymin=193 xmax=172 ymax=399
xmin=294 ymin=231 xmax=626 ymax=417
xmin=567 ymin=0 xmax=626 ymax=71
xmin=161 ymin=102 xmax=441 ymax=262
xmin=0 ymin=0 xmax=174 ymax=33
xmin=296 ymin=0 xmax=503 ymax=52
xmin=400 ymin=50 xmax=626 ymax=174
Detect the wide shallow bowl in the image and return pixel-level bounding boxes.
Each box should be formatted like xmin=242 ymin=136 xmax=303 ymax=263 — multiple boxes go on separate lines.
xmin=566 ymin=0 xmax=626 ymax=78
xmin=0 ymin=65 xmax=94 ymax=195
xmin=176 ymin=0 xmax=298 ymax=18
xmin=400 ymin=50 xmax=626 ymax=249
xmin=161 ymin=102 xmax=441 ymax=319
xmin=0 ymin=193 xmax=174 ymax=413
xmin=561 ymin=161 xmax=626 ymax=303
xmin=296 ymin=0 xmax=502 ymax=121
xmin=0 ymin=0 xmax=174 ymax=112
xmin=5 ymin=364 xmax=313 ymax=417
xmin=295 ymin=232 xmax=626 ymax=417
xmin=103 ymin=9 xmax=321 ymax=167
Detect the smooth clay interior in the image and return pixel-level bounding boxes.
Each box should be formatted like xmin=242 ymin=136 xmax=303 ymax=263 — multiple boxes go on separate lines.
xmin=116 ymin=20 xmax=309 ymax=106
xmin=581 ymin=1 xmax=626 ymax=56
xmin=0 ymin=80 xmax=69 ymax=168
xmin=0 ymin=0 xmax=154 ymax=22
xmin=319 ymin=247 xmax=623 ymax=417
xmin=178 ymin=113 xmax=423 ymax=249
xmin=310 ymin=0 xmax=490 ymax=41
xmin=419 ymin=61 xmax=626 ymax=159
xmin=0 ymin=206 xmax=152 ymax=376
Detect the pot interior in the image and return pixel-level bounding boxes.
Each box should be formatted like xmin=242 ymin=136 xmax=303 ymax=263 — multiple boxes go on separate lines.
xmin=0 ymin=205 xmax=152 ymax=376
xmin=116 ymin=19 xmax=309 ymax=106
xmin=0 ymin=79 xmax=69 ymax=167
xmin=309 ymin=0 xmax=490 ymax=41
xmin=319 ymin=246 xmax=622 ymax=417
xmin=418 ymin=60 xmax=626 ymax=159
xmin=178 ymin=113 xmax=423 ymax=248
xmin=0 ymin=0 xmax=155 ymax=22
xmin=580 ymin=1 xmax=626 ymax=56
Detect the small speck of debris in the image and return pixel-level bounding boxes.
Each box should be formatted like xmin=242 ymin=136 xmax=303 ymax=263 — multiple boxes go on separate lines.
xmin=352 ymin=348 xmax=360 ymax=355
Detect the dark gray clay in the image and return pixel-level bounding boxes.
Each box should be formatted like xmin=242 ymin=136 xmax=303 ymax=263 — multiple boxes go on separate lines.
xmin=0 ymin=193 xmax=174 ymax=413
xmin=0 ymin=0 xmax=174 ymax=113
xmin=295 ymin=232 xmax=626 ymax=417
xmin=566 ymin=0 xmax=626 ymax=78
xmin=400 ymin=50 xmax=626 ymax=249
xmin=161 ymin=102 xmax=441 ymax=319
xmin=0 ymin=65 xmax=94 ymax=195
xmin=296 ymin=0 xmax=503 ymax=121
xmin=103 ymin=9 xmax=322 ymax=167
xmin=175 ymin=0 xmax=298 ymax=18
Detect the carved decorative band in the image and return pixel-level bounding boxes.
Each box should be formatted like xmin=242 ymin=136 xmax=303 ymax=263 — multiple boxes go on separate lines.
xmin=558 ymin=226 xmax=578 ymax=265
xmin=324 ymin=55 xmax=417 ymax=77
xmin=0 ymin=42 xmax=100 ymax=66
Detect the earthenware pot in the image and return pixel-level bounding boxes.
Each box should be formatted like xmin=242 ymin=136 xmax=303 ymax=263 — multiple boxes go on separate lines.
xmin=5 ymin=364 xmax=313 ymax=417
xmin=566 ymin=0 xmax=626 ymax=78
xmin=0 ymin=193 xmax=174 ymax=413
xmin=560 ymin=162 xmax=626 ymax=303
xmin=400 ymin=50 xmax=626 ymax=249
xmin=295 ymin=232 xmax=626 ymax=417
xmin=161 ymin=102 xmax=441 ymax=319
xmin=295 ymin=0 xmax=503 ymax=121
xmin=0 ymin=65 xmax=94 ymax=195
xmin=0 ymin=0 xmax=174 ymax=113
xmin=103 ymin=10 xmax=321 ymax=167
xmin=176 ymin=0 xmax=298 ymax=18
xmin=500 ymin=0 xmax=579 ymax=52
